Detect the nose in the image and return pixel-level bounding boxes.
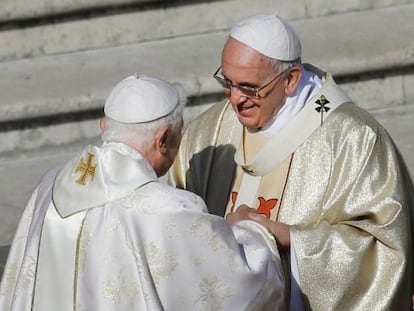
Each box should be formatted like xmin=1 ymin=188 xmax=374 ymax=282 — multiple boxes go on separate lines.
xmin=228 ymin=86 xmax=247 ymax=105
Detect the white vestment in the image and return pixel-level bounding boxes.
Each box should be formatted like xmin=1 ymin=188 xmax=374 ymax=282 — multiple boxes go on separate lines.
xmin=0 ymin=142 xmax=285 ymax=311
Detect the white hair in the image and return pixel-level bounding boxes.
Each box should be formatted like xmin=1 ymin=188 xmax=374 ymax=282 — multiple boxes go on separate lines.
xmin=101 ymin=102 xmax=184 ymax=152
xmin=268 ymin=57 xmax=302 ymax=77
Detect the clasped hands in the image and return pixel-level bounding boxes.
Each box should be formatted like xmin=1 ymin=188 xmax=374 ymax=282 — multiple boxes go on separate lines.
xmin=226 ymin=204 xmax=290 ymax=250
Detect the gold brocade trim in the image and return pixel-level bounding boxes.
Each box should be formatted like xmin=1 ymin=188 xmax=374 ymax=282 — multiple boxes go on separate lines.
xmin=274 ymin=153 xmax=294 ymax=222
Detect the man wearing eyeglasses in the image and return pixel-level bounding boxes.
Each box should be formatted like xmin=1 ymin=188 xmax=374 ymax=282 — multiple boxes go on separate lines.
xmin=170 ymin=13 xmax=414 ymax=310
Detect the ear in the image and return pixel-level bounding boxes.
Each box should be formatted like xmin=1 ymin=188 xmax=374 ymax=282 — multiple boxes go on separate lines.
xmin=99 ymin=117 xmax=106 ymax=132
xmin=285 ymin=66 xmax=303 ymax=96
xmin=154 ymin=126 xmax=169 ymax=155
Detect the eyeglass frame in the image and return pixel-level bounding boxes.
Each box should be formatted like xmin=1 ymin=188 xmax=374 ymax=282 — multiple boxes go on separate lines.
xmin=213 ymin=65 xmax=290 ymax=98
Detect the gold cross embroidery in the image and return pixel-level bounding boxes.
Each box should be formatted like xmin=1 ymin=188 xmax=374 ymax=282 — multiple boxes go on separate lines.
xmin=75 ymin=152 xmax=97 ymax=185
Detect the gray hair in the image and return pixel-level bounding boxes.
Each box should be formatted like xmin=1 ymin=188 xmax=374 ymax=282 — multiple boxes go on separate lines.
xmin=268 ymin=57 xmax=302 ymax=77
xmin=101 ymin=101 xmax=184 ymax=152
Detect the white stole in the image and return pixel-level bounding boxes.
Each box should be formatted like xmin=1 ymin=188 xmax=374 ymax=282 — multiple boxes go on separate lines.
xmin=34 ymin=204 xmax=86 ymax=311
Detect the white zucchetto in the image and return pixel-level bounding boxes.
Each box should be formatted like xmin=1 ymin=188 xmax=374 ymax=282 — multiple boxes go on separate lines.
xmin=230 ymin=13 xmax=302 ymax=61
xmin=104 ymin=75 xmax=179 ymax=123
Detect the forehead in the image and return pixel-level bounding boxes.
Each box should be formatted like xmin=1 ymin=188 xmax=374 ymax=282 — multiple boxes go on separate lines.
xmin=221 ymin=38 xmax=272 ymax=80
xmin=222 ymin=38 xmax=270 ymax=68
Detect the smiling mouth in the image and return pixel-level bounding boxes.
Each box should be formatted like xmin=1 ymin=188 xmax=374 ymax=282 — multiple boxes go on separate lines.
xmin=238 ymin=103 xmax=256 ymax=112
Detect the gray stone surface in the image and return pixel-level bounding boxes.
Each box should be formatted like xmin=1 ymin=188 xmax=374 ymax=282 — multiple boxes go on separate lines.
xmin=2 ymin=0 xmax=411 ymax=24
xmin=340 ymin=74 xmax=411 ymax=111
xmin=372 ymin=105 xmax=414 ymax=177
xmin=0 ymin=0 xmax=160 ymax=21
xmin=1 ymin=4 xmax=413 ymax=124
xmin=298 ymin=4 xmax=414 ymax=75
xmin=0 ymin=32 xmax=224 ymax=123
xmin=0 ymin=0 xmax=299 ymax=62
xmin=0 ymin=246 xmax=10 ymax=279
xmin=2 ymin=0 xmax=413 ymax=62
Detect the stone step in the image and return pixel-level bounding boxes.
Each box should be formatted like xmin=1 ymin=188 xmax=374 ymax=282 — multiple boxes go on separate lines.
xmin=0 ymin=0 xmax=296 ymax=62
xmin=0 ymin=0 xmax=410 ymax=62
xmin=0 ymin=0 xmax=159 ymax=22
xmin=1 ymin=3 xmax=413 ymax=122
xmin=2 ymin=0 xmax=407 ymax=24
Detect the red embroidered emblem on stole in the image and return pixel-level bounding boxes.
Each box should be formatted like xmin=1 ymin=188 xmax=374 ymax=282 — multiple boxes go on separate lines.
xmin=231 ymin=192 xmax=278 ymax=218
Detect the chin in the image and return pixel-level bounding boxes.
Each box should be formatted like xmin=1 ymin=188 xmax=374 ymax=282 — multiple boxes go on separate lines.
xmin=238 ymin=118 xmax=260 ymax=130
xmin=237 ymin=116 xmax=251 ymax=126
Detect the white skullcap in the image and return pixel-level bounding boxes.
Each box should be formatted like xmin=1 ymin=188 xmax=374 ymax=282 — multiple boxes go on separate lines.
xmin=104 ymin=74 xmax=179 ymax=123
xmin=230 ymin=13 xmax=301 ymax=61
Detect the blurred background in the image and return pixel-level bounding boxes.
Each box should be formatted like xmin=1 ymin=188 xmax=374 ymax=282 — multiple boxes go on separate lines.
xmin=1 ymin=0 xmax=414 ymax=278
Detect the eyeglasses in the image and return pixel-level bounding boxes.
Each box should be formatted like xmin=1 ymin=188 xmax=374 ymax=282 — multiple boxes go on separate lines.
xmin=213 ymin=66 xmax=288 ymax=98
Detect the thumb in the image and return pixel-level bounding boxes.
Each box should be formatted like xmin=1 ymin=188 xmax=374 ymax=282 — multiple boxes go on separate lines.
xmin=248 ymin=212 xmax=268 ymax=224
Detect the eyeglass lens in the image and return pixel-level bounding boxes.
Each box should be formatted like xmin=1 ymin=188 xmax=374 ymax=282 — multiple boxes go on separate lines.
xmin=215 ymin=76 xmax=257 ymax=97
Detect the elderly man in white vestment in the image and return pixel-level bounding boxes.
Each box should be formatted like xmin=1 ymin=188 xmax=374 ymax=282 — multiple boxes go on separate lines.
xmin=0 ymin=75 xmax=286 ymax=310
xmin=170 ymin=13 xmax=414 ymax=310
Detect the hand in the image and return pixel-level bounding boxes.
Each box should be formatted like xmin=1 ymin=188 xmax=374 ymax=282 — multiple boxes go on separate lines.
xmin=248 ymin=212 xmax=291 ymax=250
xmin=226 ymin=205 xmax=290 ymax=250
xmin=225 ymin=204 xmax=256 ymax=225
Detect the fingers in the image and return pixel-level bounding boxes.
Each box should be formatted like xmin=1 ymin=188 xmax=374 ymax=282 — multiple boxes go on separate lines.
xmin=225 ymin=211 xmax=245 ymax=225
xmin=227 ymin=206 xmax=291 ymax=249
xmin=247 ymin=212 xmax=268 ymax=224
xmin=247 ymin=214 xmax=291 ymax=250
xmin=236 ymin=204 xmax=256 ymax=213
xmin=225 ymin=204 xmax=256 ymax=225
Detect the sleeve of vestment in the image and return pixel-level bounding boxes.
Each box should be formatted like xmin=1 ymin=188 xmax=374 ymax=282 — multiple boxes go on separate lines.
xmin=0 ymin=167 xmax=59 ymax=310
xmin=75 ymin=185 xmax=286 ymax=310
xmin=289 ymin=110 xmax=412 ymax=310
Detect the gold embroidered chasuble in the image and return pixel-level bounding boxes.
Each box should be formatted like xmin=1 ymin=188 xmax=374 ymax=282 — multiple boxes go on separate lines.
xmin=170 ymin=71 xmax=414 ymax=310
xmin=0 ymin=142 xmax=286 ymax=310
